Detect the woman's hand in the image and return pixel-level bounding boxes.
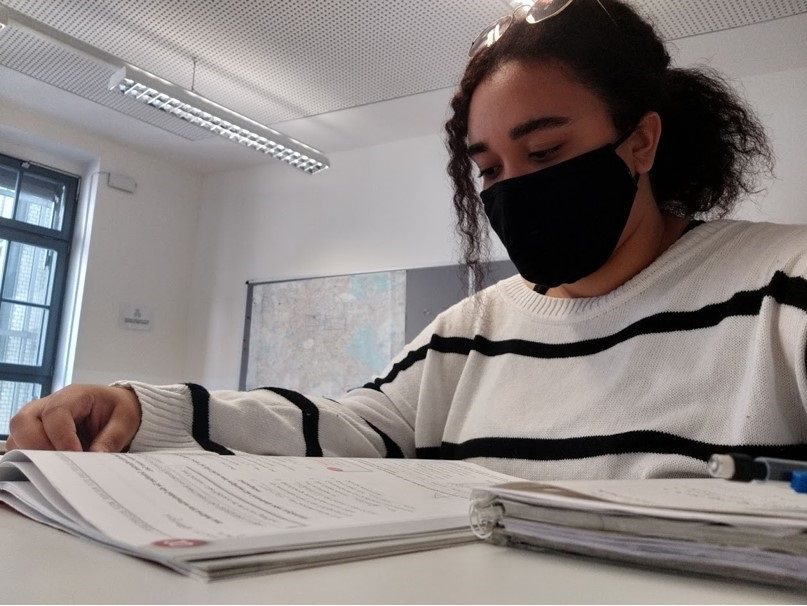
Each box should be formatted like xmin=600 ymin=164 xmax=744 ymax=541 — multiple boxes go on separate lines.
xmin=6 ymin=384 xmax=142 ymax=452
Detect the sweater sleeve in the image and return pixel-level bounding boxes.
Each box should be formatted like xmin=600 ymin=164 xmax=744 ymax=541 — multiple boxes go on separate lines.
xmin=115 ymin=321 xmax=439 ymax=458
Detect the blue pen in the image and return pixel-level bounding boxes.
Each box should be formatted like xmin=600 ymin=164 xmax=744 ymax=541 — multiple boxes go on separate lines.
xmin=707 ymin=453 xmax=807 ymax=483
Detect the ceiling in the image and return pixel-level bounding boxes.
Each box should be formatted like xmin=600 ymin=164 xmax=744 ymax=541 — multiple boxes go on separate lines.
xmin=0 ymin=0 xmax=806 ymax=174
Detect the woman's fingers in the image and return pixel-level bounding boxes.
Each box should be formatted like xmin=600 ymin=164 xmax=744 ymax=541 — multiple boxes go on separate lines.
xmin=7 ymin=385 xmax=137 ymax=452
xmin=8 ymin=400 xmax=56 ymax=450
xmin=89 ymin=391 xmax=141 ymax=453
xmin=40 ymin=404 xmax=85 ymax=451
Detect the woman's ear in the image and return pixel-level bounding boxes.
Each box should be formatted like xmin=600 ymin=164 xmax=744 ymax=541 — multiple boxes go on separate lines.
xmin=628 ymin=111 xmax=662 ymax=175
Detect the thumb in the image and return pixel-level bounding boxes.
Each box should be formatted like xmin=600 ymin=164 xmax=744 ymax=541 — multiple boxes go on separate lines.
xmin=88 ymin=400 xmax=140 ymax=453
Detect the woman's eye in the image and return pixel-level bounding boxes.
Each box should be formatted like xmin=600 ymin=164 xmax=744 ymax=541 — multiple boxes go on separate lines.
xmin=529 ymin=145 xmax=562 ymax=161
xmin=477 ymin=166 xmax=499 ymax=179
xmin=476 ymin=145 xmax=562 ymax=180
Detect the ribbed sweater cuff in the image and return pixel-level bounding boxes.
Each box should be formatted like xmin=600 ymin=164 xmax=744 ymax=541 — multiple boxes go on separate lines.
xmin=110 ymin=381 xmax=200 ymax=452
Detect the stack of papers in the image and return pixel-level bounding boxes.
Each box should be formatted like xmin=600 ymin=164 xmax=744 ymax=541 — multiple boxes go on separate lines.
xmin=470 ymin=479 xmax=807 ymax=589
xmin=0 ymin=450 xmax=519 ymax=579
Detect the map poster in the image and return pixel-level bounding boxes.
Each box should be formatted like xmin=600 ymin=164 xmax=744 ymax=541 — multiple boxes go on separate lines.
xmin=244 ymin=270 xmax=407 ymax=397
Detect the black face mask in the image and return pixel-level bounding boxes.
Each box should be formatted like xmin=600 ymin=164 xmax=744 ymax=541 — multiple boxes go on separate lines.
xmin=480 ymin=132 xmax=638 ymax=289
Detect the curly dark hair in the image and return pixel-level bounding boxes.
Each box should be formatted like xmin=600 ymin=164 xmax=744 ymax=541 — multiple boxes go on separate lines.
xmin=445 ymin=0 xmax=774 ymax=289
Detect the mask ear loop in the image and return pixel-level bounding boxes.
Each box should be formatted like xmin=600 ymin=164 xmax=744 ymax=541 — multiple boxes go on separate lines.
xmin=612 ymin=124 xmax=641 ymax=183
xmin=612 ymin=124 xmax=636 ymax=149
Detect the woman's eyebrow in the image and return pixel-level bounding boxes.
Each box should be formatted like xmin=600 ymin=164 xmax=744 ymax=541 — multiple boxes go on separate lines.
xmin=510 ymin=116 xmax=570 ymax=139
xmin=468 ymin=116 xmax=571 ymax=157
xmin=467 ymin=141 xmax=488 ymax=157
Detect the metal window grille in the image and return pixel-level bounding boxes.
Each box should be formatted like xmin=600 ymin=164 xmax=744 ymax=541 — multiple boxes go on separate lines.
xmin=0 ymin=152 xmax=78 ymax=439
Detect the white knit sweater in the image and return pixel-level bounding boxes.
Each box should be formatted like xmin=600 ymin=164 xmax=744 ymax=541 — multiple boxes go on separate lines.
xmin=119 ymin=219 xmax=807 ymax=481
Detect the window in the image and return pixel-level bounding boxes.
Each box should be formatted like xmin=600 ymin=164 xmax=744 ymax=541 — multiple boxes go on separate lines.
xmin=0 ymin=153 xmax=78 ymax=439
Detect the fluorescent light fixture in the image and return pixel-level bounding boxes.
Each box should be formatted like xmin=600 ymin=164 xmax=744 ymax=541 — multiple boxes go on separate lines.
xmin=110 ymin=65 xmax=329 ymax=174
xmin=0 ymin=2 xmax=329 ymax=174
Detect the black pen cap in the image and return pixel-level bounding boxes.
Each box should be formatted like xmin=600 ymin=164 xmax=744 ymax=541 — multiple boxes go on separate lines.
xmin=726 ymin=453 xmax=767 ymax=482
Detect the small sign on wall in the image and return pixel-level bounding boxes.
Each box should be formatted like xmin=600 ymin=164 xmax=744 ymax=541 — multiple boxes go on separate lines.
xmin=119 ymin=303 xmax=153 ymax=331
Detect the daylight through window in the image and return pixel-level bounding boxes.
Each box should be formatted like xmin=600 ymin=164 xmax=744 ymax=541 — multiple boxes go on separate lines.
xmin=0 ymin=153 xmax=78 ymax=439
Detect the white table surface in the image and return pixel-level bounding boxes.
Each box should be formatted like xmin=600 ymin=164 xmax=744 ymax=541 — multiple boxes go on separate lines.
xmin=2 ymin=505 xmax=805 ymax=604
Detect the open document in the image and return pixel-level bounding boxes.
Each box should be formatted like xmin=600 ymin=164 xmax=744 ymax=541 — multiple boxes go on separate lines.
xmin=470 ymin=479 xmax=807 ymax=590
xmin=0 ymin=450 xmax=518 ymax=580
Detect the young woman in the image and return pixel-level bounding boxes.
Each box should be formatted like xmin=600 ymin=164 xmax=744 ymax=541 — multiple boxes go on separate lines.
xmin=7 ymin=0 xmax=807 ymax=480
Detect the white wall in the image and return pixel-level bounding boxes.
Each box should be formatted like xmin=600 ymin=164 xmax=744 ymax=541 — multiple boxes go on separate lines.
xmin=188 ymin=24 xmax=807 ymax=389
xmin=187 ymin=133 xmax=458 ymax=388
xmin=729 ymin=65 xmax=807 ymax=224
xmin=0 ymin=99 xmax=203 ymax=387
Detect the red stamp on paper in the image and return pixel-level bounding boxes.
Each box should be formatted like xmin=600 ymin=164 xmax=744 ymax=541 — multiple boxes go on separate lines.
xmin=151 ymin=538 xmax=207 ymax=548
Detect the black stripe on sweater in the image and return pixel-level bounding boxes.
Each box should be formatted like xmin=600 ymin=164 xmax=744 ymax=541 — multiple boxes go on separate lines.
xmin=255 ymin=387 xmax=323 ymax=456
xmin=415 ymin=432 xmax=807 ymax=463
xmin=364 ymin=421 xmax=405 ymax=458
xmin=185 ymin=383 xmax=235 ymax=455
xmin=364 ymin=271 xmax=807 ymax=391
xmin=322 ymin=397 xmax=405 ymax=458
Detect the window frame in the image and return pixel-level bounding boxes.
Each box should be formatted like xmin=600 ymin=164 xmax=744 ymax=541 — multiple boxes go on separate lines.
xmin=0 ymin=152 xmax=79 ymax=439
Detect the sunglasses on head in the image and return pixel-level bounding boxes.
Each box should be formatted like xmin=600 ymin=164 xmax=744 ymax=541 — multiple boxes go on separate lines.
xmin=468 ymin=0 xmax=613 ymax=58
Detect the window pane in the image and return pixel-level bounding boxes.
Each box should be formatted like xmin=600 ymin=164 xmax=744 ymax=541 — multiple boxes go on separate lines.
xmin=0 ymin=381 xmax=41 ymax=437
xmin=16 ymin=172 xmax=65 ymax=231
xmin=0 ymin=165 xmax=17 ymax=220
xmin=0 ymin=239 xmax=6 ymax=288
xmin=1 ymin=240 xmax=56 ymax=306
xmin=0 ymin=302 xmax=49 ymax=366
